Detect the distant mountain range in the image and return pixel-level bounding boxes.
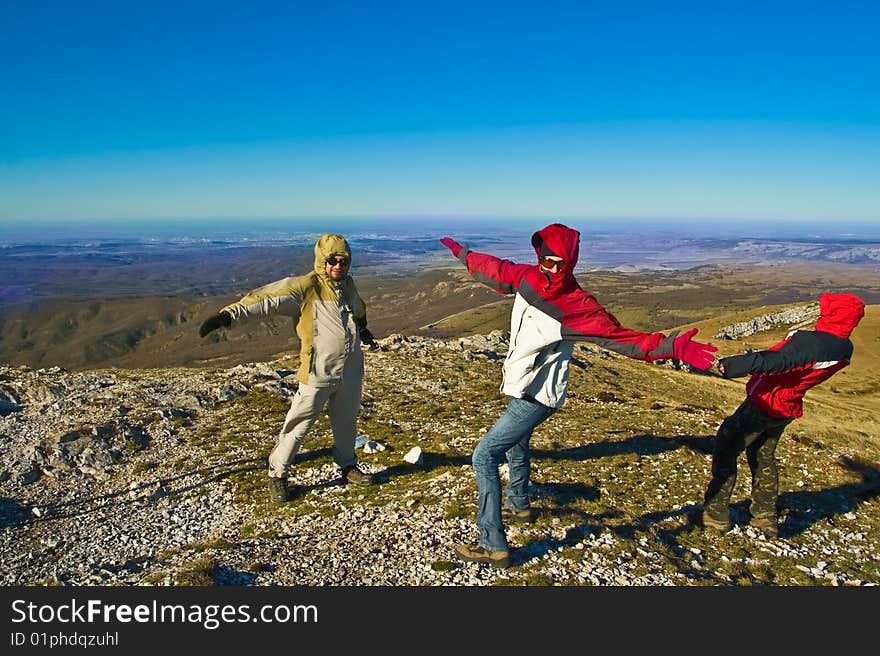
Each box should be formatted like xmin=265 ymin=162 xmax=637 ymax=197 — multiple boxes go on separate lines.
xmin=2 ymin=223 xmax=880 ymax=308
xmin=1 ymin=258 xmax=879 ymax=371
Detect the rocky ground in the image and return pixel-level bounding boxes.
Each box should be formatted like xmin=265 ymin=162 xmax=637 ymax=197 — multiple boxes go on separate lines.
xmin=1 ymin=329 xmax=879 ymax=587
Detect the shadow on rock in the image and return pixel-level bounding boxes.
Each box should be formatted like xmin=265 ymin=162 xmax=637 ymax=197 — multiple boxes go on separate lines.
xmin=211 ymin=564 xmax=258 ymax=586
xmin=531 ymin=433 xmax=714 ymax=462
xmin=779 ymin=456 xmax=880 ymax=538
xmin=0 ymin=496 xmax=28 ymax=528
xmin=10 ymin=457 xmax=267 ymax=526
xmin=379 ymin=451 xmax=471 ymax=483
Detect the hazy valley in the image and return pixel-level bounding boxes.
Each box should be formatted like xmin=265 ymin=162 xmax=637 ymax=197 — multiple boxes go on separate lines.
xmin=2 ymin=255 xmax=879 ymax=371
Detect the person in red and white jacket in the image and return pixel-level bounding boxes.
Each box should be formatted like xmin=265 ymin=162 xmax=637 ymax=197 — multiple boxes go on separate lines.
xmin=440 ymin=223 xmax=718 ymax=568
xmin=702 ymin=292 xmax=866 ymax=537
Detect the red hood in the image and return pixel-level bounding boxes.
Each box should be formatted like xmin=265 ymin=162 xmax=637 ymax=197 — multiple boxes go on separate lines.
xmin=815 ymin=293 xmax=865 ymax=338
xmin=531 ymin=223 xmax=581 ymax=272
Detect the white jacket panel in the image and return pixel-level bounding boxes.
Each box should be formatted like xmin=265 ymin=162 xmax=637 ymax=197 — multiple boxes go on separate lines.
xmin=501 ymin=293 xmax=572 ymax=408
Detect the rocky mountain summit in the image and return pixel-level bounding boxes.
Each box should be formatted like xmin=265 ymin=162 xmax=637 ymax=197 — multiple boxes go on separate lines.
xmin=1 ymin=329 xmax=878 ymax=587
xmin=714 ymin=303 xmax=820 ymax=340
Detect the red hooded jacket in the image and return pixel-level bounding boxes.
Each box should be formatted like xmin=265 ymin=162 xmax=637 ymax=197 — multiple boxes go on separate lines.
xmin=447 ymin=223 xmax=683 ymax=407
xmin=719 ymin=293 xmax=865 ymax=419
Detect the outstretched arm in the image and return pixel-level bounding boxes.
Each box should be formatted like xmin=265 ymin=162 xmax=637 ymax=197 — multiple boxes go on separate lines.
xmin=439 ymin=237 xmax=531 ymax=294
xmin=560 ymin=296 xmax=717 ymax=370
xmin=719 ymin=335 xmax=817 ymax=378
xmin=199 ymin=276 xmax=308 ymax=338
xmin=220 ymin=276 xmax=308 ymax=321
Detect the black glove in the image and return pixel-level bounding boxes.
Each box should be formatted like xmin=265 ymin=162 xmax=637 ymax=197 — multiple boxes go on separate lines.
xmin=199 ymin=311 xmax=232 ymax=337
xmin=359 ymin=328 xmax=377 ymax=347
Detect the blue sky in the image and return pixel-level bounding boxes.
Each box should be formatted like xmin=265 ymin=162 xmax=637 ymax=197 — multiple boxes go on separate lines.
xmin=1 ymin=0 xmax=878 ymax=227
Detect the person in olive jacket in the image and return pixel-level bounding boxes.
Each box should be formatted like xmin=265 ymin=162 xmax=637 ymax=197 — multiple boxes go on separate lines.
xmin=703 ymin=293 xmax=866 ymax=536
xmin=199 ymin=234 xmax=378 ymax=503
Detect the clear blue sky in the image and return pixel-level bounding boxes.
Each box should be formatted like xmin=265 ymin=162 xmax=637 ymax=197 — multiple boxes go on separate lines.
xmin=1 ymin=0 xmax=878 ymax=226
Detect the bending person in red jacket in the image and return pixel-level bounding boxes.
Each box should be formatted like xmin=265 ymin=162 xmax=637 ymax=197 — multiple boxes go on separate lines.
xmin=702 ymin=293 xmax=866 ymax=537
xmin=440 ymin=223 xmax=717 ymax=569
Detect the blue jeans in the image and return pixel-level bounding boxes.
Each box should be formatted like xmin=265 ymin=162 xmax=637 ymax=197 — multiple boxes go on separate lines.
xmin=471 ymin=396 xmax=557 ymax=551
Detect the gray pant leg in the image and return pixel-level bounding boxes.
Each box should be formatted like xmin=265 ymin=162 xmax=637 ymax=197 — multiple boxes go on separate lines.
xmin=268 ymin=383 xmax=331 ymax=478
xmin=704 ymin=400 xmax=764 ymax=521
xmin=747 ymin=424 xmax=787 ymax=519
xmin=327 ymin=375 xmax=363 ymax=469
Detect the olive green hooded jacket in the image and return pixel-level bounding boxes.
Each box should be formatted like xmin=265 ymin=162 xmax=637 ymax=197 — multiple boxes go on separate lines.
xmin=221 ymin=234 xmax=368 ymax=386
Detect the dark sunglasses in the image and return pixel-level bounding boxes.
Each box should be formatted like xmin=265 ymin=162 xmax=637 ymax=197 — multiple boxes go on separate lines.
xmin=326 ymin=257 xmax=350 ymax=267
xmin=540 ymin=256 xmax=564 ymax=269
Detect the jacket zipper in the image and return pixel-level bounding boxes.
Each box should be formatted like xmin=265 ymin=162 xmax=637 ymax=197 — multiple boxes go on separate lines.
xmin=502 ymin=296 xmax=529 ymax=391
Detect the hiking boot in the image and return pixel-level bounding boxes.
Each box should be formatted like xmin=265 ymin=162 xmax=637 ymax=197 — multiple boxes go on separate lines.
xmin=701 ymin=511 xmax=731 ymax=533
xmin=342 ymin=465 xmax=376 ymax=486
xmin=268 ymin=476 xmax=289 ymax=503
xmin=453 ymin=543 xmax=511 ymax=569
xmin=502 ymin=506 xmax=536 ymax=524
xmin=751 ymin=515 xmax=778 ymax=537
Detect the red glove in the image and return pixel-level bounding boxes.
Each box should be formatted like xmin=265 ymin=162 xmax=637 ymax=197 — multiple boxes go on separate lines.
xmin=672 ymin=328 xmax=717 ymax=371
xmin=439 ymin=237 xmax=463 ymax=257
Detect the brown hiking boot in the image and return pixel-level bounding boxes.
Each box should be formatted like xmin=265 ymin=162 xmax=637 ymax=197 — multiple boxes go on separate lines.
xmin=268 ymin=476 xmax=289 ymax=503
xmin=453 ymin=543 xmax=511 ymax=569
xmin=701 ymin=511 xmax=731 ymax=533
xmin=751 ymin=515 xmax=778 ymax=537
xmin=342 ymin=465 xmax=376 ymax=486
xmin=502 ymin=506 xmax=536 ymax=524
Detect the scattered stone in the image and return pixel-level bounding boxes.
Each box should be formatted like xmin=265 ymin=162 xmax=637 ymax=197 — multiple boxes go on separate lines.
xmin=0 ymin=334 xmax=876 ymax=588
xmin=19 ymin=465 xmax=42 ymax=485
xmin=363 ymin=441 xmax=385 ymax=454
xmin=403 ymin=446 xmax=424 ymax=465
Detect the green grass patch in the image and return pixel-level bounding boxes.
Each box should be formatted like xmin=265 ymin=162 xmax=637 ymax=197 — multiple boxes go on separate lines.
xmin=132 ymin=460 xmax=158 ymax=473
xmin=430 ymin=560 xmax=455 ymax=572
xmin=444 ymin=501 xmax=470 ymax=520
xmin=175 ymin=556 xmax=219 ymax=586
